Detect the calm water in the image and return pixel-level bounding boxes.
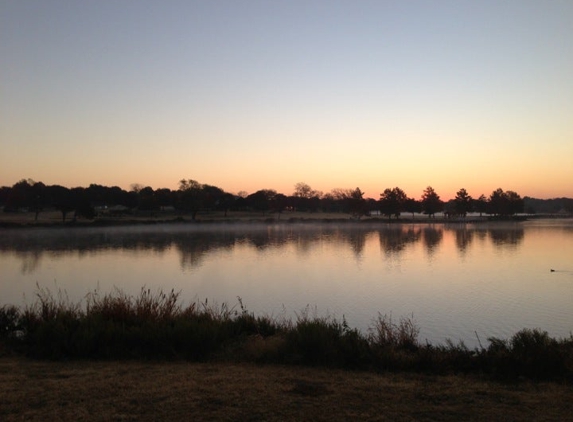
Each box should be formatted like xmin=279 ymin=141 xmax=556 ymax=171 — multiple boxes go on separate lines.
xmin=1 ymin=219 xmax=572 ymax=347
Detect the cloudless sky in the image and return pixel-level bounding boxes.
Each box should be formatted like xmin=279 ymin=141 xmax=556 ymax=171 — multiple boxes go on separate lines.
xmin=1 ymin=0 xmax=572 ymax=200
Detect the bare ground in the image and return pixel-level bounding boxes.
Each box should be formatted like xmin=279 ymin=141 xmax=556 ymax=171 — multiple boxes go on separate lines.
xmin=1 ymin=357 xmax=572 ymax=421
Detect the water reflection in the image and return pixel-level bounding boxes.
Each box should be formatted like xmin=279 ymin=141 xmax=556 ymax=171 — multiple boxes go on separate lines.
xmin=0 ymin=223 xmax=530 ymax=275
xmin=454 ymin=228 xmax=473 ymax=254
xmin=3 ymin=221 xmax=573 ymax=347
xmin=422 ymin=226 xmax=443 ymax=257
xmin=378 ymin=226 xmax=421 ymax=256
xmin=13 ymin=250 xmax=43 ymax=274
xmin=488 ymin=227 xmax=524 ymax=248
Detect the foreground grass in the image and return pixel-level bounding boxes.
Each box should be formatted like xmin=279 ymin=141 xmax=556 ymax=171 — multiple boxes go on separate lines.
xmin=1 ymin=287 xmax=573 ymax=383
xmin=2 ymin=357 xmax=572 ymax=422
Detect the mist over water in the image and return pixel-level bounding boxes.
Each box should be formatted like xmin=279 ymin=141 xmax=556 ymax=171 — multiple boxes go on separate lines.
xmin=1 ymin=220 xmax=572 ymax=347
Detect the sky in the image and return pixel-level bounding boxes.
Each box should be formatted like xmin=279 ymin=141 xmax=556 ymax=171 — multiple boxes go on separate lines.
xmin=1 ymin=0 xmax=572 ymax=200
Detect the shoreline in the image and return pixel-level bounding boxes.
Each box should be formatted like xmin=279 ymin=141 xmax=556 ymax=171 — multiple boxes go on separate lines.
xmin=0 ymin=211 xmax=546 ymax=230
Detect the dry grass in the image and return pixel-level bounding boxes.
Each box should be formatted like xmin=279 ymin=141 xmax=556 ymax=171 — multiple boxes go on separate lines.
xmin=1 ymin=357 xmax=572 ymax=421
xmin=4 ymin=288 xmax=572 ymax=380
xmin=0 ymin=209 xmax=428 ymax=227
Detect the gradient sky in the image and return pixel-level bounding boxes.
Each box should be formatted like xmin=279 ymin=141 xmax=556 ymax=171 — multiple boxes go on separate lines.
xmin=1 ymin=0 xmax=572 ymax=200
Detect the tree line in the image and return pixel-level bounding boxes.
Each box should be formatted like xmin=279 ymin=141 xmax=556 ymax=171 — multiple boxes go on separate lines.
xmin=0 ymin=178 xmax=532 ymax=222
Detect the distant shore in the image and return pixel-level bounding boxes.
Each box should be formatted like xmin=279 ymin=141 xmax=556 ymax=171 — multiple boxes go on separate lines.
xmin=0 ymin=209 xmax=550 ymax=229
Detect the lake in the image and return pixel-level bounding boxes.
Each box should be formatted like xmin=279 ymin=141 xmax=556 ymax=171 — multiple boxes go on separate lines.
xmin=1 ymin=219 xmax=572 ymax=347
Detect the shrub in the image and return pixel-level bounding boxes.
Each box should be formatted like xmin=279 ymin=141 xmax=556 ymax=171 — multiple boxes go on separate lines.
xmin=4 ymin=286 xmax=573 ymax=381
xmin=0 ymin=305 xmax=20 ymax=338
xmin=486 ymin=329 xmax=573 ymax=380
xmin=368 ymin=313 xmax=420 ymax=350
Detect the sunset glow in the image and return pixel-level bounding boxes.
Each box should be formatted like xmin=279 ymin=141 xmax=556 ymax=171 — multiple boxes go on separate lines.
xmin=1 ymin=1 xmax=572 ymax=200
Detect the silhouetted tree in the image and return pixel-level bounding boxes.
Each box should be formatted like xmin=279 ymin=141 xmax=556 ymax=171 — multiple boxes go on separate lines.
xmin=71 ymin=187 xmax=95 ymax=220
xmin=155 ymin=188 xmax=175 ymax=210
xmin=365 ymin=198 xmax=378 ymax=215
xmin=50 ymin=185 xmax=75 ymax=222
xmin=246 ymin=189 xmax=277 ymax=214
xmin=453 ymin=188 xmax=473 ymax=217
xmin=33 ymin=182 xmax=48 ymax=219
xmin=5 ymin=179 xmax=34 ymax=212
xmin=0 ymin=186 xmax=10 ymax=208
xmin=488 ymin=188 xmax=505 ymax=215
xmin=292 ymin=182 xmax=321 ymax=212
xmin=177 ymin=179 xmax=203 ymax=220
xmin=346 ymin=187 xmax=366 ymax=218
xmin=379 ymin=187 xmax=408 ymax=219
xmin=137 ymin=186 xmax=158 ymax=211
xmin=474 ymin=194 xmax=487 ymax=216
xmin=404 ymin=197 xmax=422 ymax=218
xmin=320 ymin=192 xmax=340 ymax=213
xmin=273 ymin=193 xmax=288 ymax=218
xmin=328 ymin=188 xmax=362 ymax=216
xmin=202 ymin=184 xmax=225 ymax=211
xmin=421 ymin=186 xmax=443 ymax=218
xmin=219 ymin=193 xmax=236 ymax=217
xmin=505 ymin=190 xmax=524 ymax=215
xmin=130 ymin=183 xmax=144 ymax=193
xmin=488 ymin=188 xmax=523 ymax=216
xmin=293 ymin=182 xmax=313 ymax=199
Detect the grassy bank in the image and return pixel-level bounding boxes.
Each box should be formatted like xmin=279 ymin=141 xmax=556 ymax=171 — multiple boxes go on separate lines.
xmin=2 ymin=358 xmax=572 ymax=422
xmin=1 ymin=287 xmax=572 ymax=382
xmin=0 ymin=209 xmax=509 ymax=228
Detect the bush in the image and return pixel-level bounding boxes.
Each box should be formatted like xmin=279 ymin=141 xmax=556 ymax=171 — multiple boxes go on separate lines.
xmin=368 ymin=313 xmax=420 ymax=350
xmin=486 ymin=329 xmax=573 ymax=380
xmin=3 ymin=286 xmax=573 ymax=381
xmin=0 ymin=305 xmax=20 ymax=338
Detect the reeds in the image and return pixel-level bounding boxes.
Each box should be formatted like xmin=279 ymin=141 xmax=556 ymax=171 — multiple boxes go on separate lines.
xmin=1 ymin=287 xmax=572 ymax=381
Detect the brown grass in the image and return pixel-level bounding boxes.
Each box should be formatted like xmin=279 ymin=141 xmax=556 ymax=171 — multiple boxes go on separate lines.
xmin=0 ymin=209 xmax=429 ymax=227
xmin=1 ymin=357 xmax=572 ymax=421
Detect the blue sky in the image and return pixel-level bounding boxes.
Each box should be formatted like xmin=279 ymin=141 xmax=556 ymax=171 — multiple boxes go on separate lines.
xmin=1 ymin=0 xmax=572 ymax=199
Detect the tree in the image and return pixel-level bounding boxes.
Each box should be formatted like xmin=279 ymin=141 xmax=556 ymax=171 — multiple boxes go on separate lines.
xmin=219 ymin=193 xmax=236 ymax=217
xmin=421 ymin=186 xmax=442 ymax=218
xmin=505 ymin=190 xmax=524 ymax=215
xmin=155 ymin=188 xmax=175 ymax=210
xmin=246 ymin=189 xmax=277 ymax=214
xmin=320 ymin=192 xmax=339 ymax=213
xmin=404 ymin=197 xmax=422 ymax=218
xmin=130 ymin=183 xmax=144 ymax=193
xmin=474 ymin=194 xmax=487 ymax=217
xmin=292 ymin=182 xmax=321 ymax=212
xmin=453 ymin=188 xmax=473 ymax=217
xmin=5 ymin=179 xmax=34 ymax=212
xmin=293 ymin=182 xmax=314 ymax=199
xmin=272 ymin=193 xmax=288 ymax=218
xmin=177 ymin=179 xmax=203 ymax=220
xmin=72 ymin=187 xmax=95 ymax=220
xmin=379 ymin=187 xmax=407 ymax=219
xmin=488 ymin=188 xmax=523 ymax=216
xmin=202 ymin=184 xmax=225 ymax=211
xmin=0 ymin=186 xmax=10 ymax=208
xmin=348 ymin=187 xmax=366 ymax=218
xmin=49 ymin=185 xmax=75 ymax=222
xmin=137 ymin=186 xmax=158 ymax=211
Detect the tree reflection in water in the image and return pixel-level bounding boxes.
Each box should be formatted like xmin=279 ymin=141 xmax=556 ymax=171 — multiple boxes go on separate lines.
xmin=0 ymin=223 xmax=528 ymax=274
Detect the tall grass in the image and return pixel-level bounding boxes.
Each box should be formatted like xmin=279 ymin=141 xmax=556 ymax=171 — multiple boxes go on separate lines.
xmin=1 ymin=287 xmax=572 ymax=381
